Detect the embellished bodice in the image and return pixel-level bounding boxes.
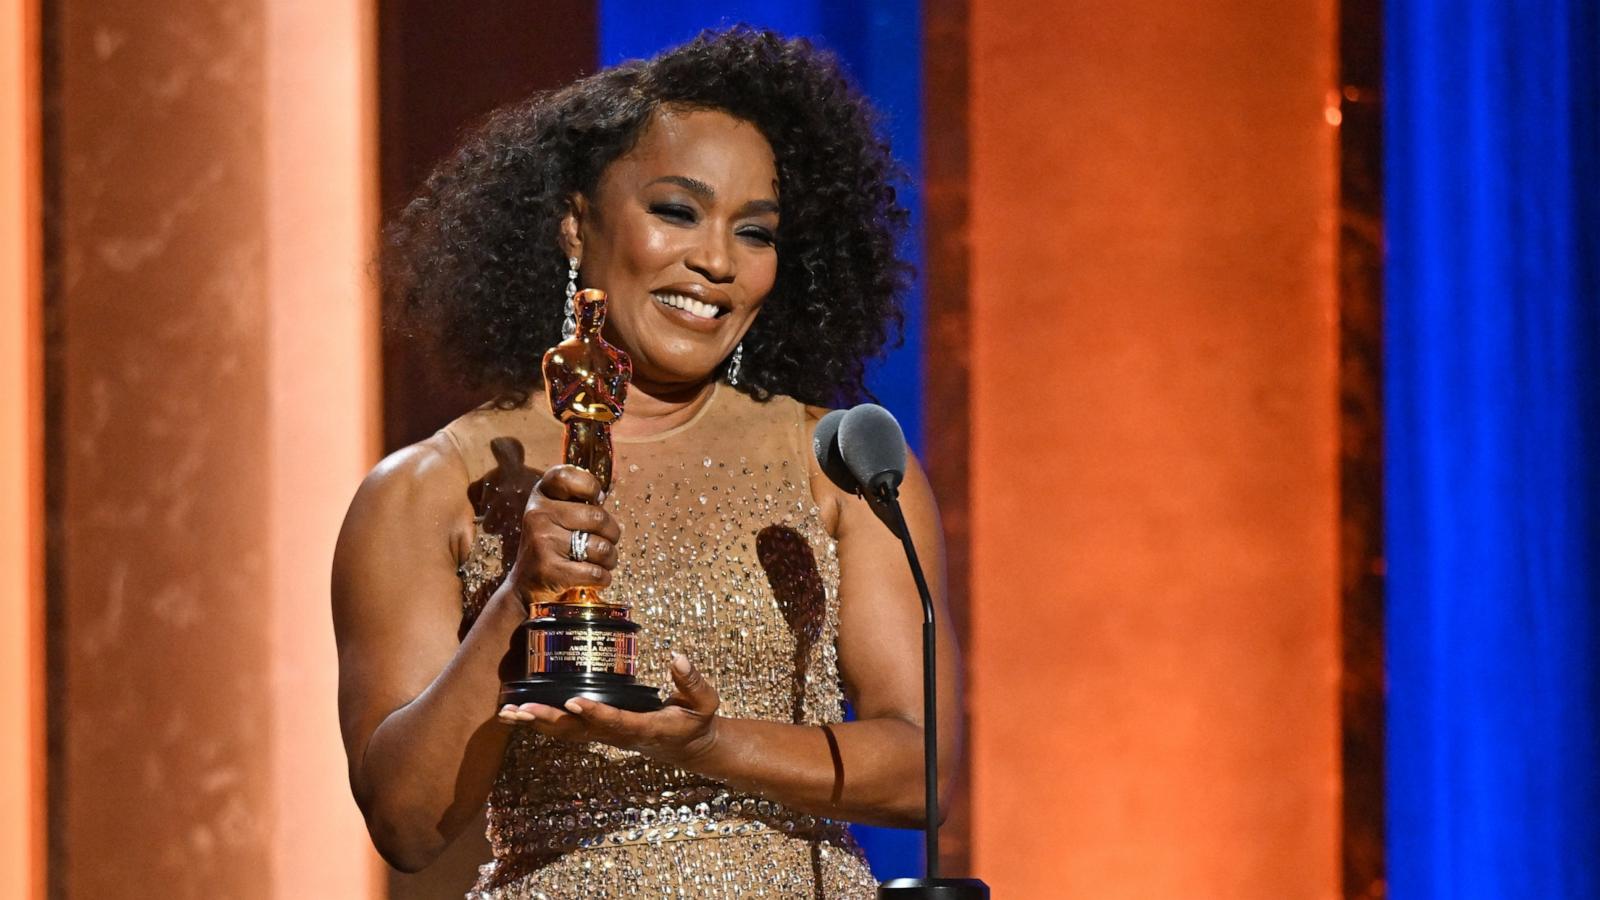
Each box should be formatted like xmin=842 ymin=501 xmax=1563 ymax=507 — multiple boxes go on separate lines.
xmin=443 ymin=385 xmax=873 ymax=897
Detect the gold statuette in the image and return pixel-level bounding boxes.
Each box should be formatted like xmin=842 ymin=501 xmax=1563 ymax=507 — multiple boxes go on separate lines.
xmin=498 ymin=288 xmax=663 ymax=712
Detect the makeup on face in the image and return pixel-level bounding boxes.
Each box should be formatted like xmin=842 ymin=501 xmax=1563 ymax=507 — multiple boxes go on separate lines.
xmin=570 ymin=108 xmax=780 ymax=392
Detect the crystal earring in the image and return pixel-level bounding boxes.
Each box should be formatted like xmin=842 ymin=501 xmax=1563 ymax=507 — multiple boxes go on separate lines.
xmin=562 ymin=256 xmax=578 ymax=339
xmin=726 ymin=342 xmax=744 ymax=386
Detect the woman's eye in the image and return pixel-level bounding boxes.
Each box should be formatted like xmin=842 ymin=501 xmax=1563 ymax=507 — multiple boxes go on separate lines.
xmin=651 ymin=203 xmax=696 ymax=223
xmin=738 ymin=227 xmax=776 ymax=246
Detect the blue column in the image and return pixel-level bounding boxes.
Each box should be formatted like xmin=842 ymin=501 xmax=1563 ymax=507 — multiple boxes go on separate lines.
xmin=1385 ymin=1 xmax=1600 ymax=897
xmin=598 ymin=0 xmax=927 ymax=880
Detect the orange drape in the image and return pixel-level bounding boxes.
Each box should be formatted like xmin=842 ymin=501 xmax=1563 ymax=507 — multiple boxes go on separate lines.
xmin=966 ymin=2 xmax=1341 ymax=896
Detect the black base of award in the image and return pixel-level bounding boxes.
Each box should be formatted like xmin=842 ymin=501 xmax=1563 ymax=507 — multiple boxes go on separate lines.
xmin=499 ymin=672 xmax=663 ymax=712
xmin=878 ymin=878 xmax=990 ymax=899
xmin=502 ymin=609 xmax=663 ymax=712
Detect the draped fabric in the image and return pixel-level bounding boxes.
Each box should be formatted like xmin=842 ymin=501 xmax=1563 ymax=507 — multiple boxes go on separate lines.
xmin=1385 ymin=1 xmax=1600 ymax=896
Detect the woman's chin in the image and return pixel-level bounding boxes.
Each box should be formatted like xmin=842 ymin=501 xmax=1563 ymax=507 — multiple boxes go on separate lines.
xmin=621 ymin=336 xmax=726 ymax=386
xmin=609 ymin=303 xmax=747 ymax=391
xmin=627 ymin=357 xmax=723 ymax=395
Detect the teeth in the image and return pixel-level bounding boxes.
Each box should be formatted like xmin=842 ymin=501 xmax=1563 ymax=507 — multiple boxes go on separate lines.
xmin=654 ymin=292 xmax=721 ymax=320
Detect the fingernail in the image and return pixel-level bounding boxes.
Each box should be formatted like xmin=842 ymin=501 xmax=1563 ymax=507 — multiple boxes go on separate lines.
xmin=671 ymin=652 xmax=691 ymax=674
xmin=564 ymin=698 xmax=584 ymax=714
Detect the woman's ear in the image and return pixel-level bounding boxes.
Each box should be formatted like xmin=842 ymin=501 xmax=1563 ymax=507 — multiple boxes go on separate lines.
xmin=559 ymin=194 xmax=588 ymax=261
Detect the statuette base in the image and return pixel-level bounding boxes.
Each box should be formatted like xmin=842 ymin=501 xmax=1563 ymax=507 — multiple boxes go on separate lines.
xmin=500 ymin=672 xmax=664 ymax=712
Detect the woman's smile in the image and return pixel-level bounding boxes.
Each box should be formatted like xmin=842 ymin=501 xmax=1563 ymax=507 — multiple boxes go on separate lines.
xmin=648 ymin=282 xmax=734 ymax=333
xmin=651 ymin=292 xmax=727 ymax=321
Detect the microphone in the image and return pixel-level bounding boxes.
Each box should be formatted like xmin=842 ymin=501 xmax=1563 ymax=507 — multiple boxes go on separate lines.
xmin=838 ymin=403 xmax=906 ymax=496
xmin=837 ymin=404 xmax=911 ymax=538
xmin=815 ymin=405 xmax=989 ymax=900
xmin=812 ymin=408 xmax=859 ymax=495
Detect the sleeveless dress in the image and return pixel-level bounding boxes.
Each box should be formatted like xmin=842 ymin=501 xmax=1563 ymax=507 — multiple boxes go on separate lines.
xmin=440 ymin=384 xmax=879 ymax=899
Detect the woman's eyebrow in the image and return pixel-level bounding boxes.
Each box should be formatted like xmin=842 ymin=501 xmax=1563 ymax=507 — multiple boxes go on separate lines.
xmin=648 ymin=175 xmax=779 ymax=216
xmin=648 ymin=174 xmax=717 ymax=198
xmin=739 ymin=198 xmax=780 ymax=217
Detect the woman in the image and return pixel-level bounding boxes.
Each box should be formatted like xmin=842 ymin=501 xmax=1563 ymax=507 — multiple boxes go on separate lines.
xmin=333 ymin=28 xmax=963 ymax=898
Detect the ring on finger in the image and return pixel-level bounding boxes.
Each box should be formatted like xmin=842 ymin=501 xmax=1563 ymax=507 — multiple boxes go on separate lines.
xmin=569 ymin=529 xmax=592 ymax=563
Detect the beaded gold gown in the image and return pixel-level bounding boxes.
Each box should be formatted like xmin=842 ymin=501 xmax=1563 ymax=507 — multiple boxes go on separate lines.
xmin=442 ymin=384 xmax=878 ymax=899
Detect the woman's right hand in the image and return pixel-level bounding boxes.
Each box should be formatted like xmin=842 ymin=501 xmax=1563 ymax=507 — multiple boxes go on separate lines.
xmin=506 ymin=464 xmax=623 ymax=606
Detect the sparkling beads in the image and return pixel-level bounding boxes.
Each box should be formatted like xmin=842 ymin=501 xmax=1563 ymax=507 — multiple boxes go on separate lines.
xmin=446 ymin=387 xmax=875 ymax=898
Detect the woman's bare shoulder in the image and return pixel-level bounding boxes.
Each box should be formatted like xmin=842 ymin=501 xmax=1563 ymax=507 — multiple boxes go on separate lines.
xmin=337 ymin=433 xmax=476 ymax=571
xmin=800 ymin=403 xmax=830 ymax=424
xmin=360 ymin=434 xmax=469 ymax=509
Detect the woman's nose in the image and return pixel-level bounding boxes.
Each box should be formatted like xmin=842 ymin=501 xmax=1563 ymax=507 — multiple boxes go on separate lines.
xmin=685 ymin=230 xmax=736 ymax=284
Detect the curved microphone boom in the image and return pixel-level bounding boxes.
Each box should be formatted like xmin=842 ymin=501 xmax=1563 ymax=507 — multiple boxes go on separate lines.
xmin=816 ymin=405 xmax=989 ymax=900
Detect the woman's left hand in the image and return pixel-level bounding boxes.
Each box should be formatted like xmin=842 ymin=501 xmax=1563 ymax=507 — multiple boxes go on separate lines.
xmin=496 ymin=652 xmax=721 ymax=767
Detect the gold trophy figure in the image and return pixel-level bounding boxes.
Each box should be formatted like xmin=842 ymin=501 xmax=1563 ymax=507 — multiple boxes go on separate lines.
xmin=498 ymin=288 xmax=663 ymax=711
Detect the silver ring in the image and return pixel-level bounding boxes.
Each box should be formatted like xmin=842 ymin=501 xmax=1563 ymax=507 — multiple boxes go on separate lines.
xmin=569 ymin=530 xmax=591 ymax=563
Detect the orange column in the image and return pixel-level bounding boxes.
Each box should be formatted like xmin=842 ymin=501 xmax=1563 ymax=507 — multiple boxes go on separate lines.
xmin=967 ymin=2 xmax=1340 ymax=897
xmin=0 ymin=0 xmax=43 ymax=897
xmin=53 ymin=0 xmax=275 ymax=888
xmin=265 ymin=0 xmax=380 ymax=896
xmin=49 ymin=0 xmax=379 ymax=894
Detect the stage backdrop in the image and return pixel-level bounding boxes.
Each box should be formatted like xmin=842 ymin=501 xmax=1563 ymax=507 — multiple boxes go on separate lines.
xmin=1385 ymin=0 xmax=1600 ymax=896
xmin=965 ymin=0 xmax=1343 ymax=896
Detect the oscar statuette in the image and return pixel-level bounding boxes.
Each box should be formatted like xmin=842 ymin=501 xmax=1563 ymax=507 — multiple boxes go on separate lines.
xmin=498 ymin=288 xmax=663 ymax=712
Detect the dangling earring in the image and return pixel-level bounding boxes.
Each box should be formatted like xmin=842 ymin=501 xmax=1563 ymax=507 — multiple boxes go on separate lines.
xmin=726 ymin=342 xmax=744 ymax=386
xmin=562 ymin=256 xmax=578 ymax=338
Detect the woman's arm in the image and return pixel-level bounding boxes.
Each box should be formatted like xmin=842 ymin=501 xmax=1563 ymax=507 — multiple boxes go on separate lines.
xmin=333 ymin=439 xmax=622 ymax=871
xmin=333 ymin=438 xmax=516 ymax=872
xmin=510 ymin=431 xmax=963 ymax=829
xmin=701 ymin=449 xmax=962 ymax=827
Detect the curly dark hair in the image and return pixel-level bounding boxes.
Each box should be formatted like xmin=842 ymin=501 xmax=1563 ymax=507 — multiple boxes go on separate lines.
xmin=383 ymin=26 xmax=912 ymax=408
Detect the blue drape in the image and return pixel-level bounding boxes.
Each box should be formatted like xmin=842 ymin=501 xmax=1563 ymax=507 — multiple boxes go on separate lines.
xmin=598 ymin=0 xmax=927 ymax=880
xmin=1385 ymin=1 xmax=1600 ymax=897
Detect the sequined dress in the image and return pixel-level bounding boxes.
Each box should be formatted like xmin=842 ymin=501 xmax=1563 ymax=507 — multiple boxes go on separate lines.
xmin=442 ymin=384 xmax=878 ymax=899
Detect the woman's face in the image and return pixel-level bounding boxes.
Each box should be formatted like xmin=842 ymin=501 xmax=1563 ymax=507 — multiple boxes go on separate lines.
xmin=564 ymin=107 xmax=780 ymax=393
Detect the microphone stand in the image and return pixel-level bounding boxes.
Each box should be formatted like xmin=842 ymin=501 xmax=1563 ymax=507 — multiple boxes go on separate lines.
xmin=867 ymin=479 xmax=989 ymax=900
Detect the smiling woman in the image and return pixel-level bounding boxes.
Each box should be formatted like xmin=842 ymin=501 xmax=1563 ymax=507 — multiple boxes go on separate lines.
xmin=336 ymin=27 xmax=960 ymax=899
xmin=382 ymin=26 xmax=910 ymax=409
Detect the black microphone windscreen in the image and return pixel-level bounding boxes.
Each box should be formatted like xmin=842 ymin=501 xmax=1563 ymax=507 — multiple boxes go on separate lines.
xmin=839 ymin=403 xmax=907 ymax=493
xmin=812 ymin=409 xmax=859 ymax=493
